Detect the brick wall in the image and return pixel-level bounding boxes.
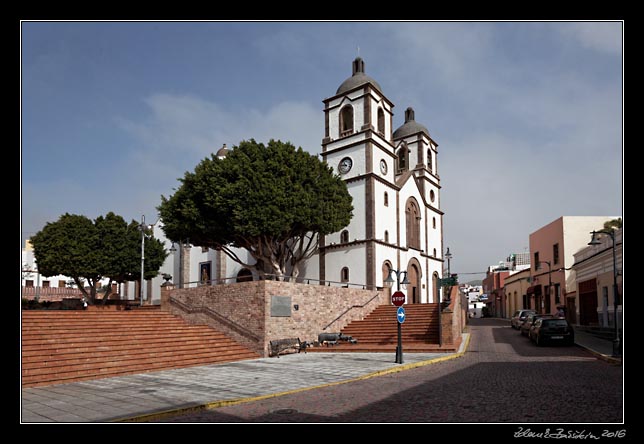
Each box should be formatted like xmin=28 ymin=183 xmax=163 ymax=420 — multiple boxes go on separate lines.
xmin=162 ymin=280 xmax=387 ymax=357
xmin=263 ymin=281 xmax=388 ymax=352
xmin=440 ymin=285 xmax=464 ymax=346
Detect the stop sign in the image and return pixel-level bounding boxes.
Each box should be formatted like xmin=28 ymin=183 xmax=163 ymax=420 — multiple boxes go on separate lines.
xmin=391 ymin=291 xmax=405 ymax=307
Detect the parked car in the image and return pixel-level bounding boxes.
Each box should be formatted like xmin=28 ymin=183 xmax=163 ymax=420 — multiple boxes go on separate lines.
xmin=529 ymin=318 xmax=575 ymax=346
xmin=510 ymin=309 xmax=536 ymax=329
xmin=519 ymin=313 xmax=554 ymax=336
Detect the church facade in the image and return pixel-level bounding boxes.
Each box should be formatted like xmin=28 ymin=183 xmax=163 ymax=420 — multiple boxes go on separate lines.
xmin=125 ymin=58 xmax=445 ymax=305
xmin=308 ymin=58 xmax=444 ymax=303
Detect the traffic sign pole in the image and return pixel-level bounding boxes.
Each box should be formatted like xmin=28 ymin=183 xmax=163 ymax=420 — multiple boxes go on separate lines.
xmin=395 ymin=306 xmax=405 ymax=364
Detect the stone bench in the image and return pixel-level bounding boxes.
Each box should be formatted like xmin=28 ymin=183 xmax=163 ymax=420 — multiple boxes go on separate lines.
xmin=269 ymin=338 xmax=307 ymax=357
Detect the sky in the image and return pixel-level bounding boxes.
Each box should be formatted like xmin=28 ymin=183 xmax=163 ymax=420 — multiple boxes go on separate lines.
xmin=21 ymin=21 xmax=623 ymax=278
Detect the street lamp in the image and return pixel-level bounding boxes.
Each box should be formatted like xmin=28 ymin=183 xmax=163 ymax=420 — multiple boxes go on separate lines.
xmin=588 ymin=230 xmax=621 ymax=357
xmin=138 ymin=215 xmax=155 ymax=306
xmin=444 ymin=247 xmax=453 ymax=303
xmin=384 ymin=268 xmax=410 ymax=364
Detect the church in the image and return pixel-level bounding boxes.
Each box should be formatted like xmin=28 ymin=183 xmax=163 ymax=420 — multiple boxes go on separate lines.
xmin=310 ymin=57 xmax=444 ymax=303
xmin=125 ymin=58 xmax=445 ymax=305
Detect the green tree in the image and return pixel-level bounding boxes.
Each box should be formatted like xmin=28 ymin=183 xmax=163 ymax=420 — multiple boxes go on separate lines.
xmin=30 ymin=212 xmax=167 ymax=304
xmin=603 ymin=218 xmax=622 ymax=231
xmin=159 ymin=139 xmax=353 ymax=279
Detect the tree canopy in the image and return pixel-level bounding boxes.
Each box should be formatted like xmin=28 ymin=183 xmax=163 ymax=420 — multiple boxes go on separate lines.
xmin=30 ymin=212 xmax=167 ymax=304
xmin=158 ymin=139 xmax=353 ymax=279
xmin=603 ymin=218 xmax=622 ymax=231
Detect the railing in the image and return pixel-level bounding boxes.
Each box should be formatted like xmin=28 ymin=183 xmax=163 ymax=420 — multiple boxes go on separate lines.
xmin=177 ymin=274 xmax=374 ymax=291
xmin=322 ymin=292 xmax=382 ymax=331
xmin=22 ymin=287 xmax=83 ymax=301
xmin=168 ymin=296 xmax=262 ymax=343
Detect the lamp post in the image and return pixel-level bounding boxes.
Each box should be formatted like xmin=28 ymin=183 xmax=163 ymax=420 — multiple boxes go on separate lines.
xmin=384 ymin=268 xmax=410 ymax=364
xmin=588 ymin=230 xmax=621 ymax=357
xmin=139 ymin=215 xmax=146 ymax=306
xmin=538 ymin=260 xmax=552 ymax=314
xmin=444 ymin=247 xmax=453 ymax=303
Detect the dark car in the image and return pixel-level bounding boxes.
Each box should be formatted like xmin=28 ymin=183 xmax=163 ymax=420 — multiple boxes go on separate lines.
xmin=529 ymin=317 xmax=575 ymax=346
xmin=511 ymin=309 xmax=536 ymax=329
xmin=519 ymin=313 xmax=554 ymax=336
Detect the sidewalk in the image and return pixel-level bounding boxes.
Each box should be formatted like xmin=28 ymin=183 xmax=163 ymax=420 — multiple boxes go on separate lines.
xmin=573 ymin=328 xmax=622 ymax=364
xmin=21 ymin=336 xmax=469 ymax=423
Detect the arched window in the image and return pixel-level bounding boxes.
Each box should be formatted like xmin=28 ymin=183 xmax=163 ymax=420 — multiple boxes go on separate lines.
xmin=384 ymin=230 xmax=389 ymax=243
xmin=433 ymin=217 xmax=436 ymax=229
xmin=341 ymin=267 xmax=350 ymax=283
xmin=236 ymin=268 xmax=253 ymax=283
xmin=384 ymin=191 xmax=389 ymax=207
xmin=427 ymin=148 xmax=433 ymax=172
xmin=397 ymin=146 xmax=408 ymax=173
xmin=433 ymin=248 xmax=437 ymax=257
xmin=405 ymin=197 xmax=421 ymax=250
xmin=433 ymin=271 xmax=440 ymax=303
xmin=340 ymin=106 xmax=354 ymax=137
xmin=430 ymin=190 xmax=436 ymax=203
xmin=340 ymin=230 xmax=349 ymax=244
xmin=377 ymin=107 xmax=385 ymax=135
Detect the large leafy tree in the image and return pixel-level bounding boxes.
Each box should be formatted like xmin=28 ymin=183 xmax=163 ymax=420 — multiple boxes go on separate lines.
xmin=30 ymin=212 xmax=167 ymax=304
xmin=159 ymin=139 xmax=353 ymax=279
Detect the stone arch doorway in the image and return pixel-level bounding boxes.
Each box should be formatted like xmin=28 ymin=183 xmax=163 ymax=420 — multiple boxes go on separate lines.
xmin=382 ymin=260 xmax=393 ymax=289
xmin=406 ymin=259 xmax=422 ymax=304
xmin=433 ymin=271 xmax=440 ymax=303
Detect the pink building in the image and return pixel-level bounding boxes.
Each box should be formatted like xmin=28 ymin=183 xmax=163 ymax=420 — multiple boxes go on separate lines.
xmin=482 ymin=268 xmax=510 ymax=318
xmin=527 ymin=216 xmax=617 ymax=321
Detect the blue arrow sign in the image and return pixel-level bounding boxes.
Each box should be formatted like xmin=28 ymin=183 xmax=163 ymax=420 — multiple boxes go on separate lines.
xmin=397 ymin=306 xmax=406 ymax=324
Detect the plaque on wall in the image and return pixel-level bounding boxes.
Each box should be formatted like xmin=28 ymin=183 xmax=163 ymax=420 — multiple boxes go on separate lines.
xmin=270 ymin=295 xmax=292 ymax=317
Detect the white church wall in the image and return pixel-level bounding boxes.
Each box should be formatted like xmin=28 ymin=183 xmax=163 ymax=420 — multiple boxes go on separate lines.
xmin=324 ymin=245 xmax=366 ymax=286
xmin=373 ymin=180 xmax=397 ymax=245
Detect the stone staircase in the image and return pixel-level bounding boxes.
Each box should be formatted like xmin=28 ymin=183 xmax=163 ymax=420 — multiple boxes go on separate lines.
xmin=309 ymin=303 xmax=458 ymax=353
xmin=21 ymin=307 xmax=259 ymax=388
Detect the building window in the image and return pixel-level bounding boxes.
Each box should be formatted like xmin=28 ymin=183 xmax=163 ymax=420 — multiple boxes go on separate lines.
xmin=397 ymin=146 xmax=408 ymax=173
xmin=340 ymin=106 xmax=354 ymax=137
xmin=534 ymin=252 xmax=540 ymax=270
xmin=377 ymin=107 xmax=385 ymax=135
xmin=25 ymin=280 xmax=34 ymax=287
xmin=433 ymin=217 xmax=436 ymax=229
xmin=553 ymin=243 xmax=559 ymax=265
xmin=405 ymin=198 xmax=421 ymax=250
xmin=384 ymin=230 xmax=389 ymax=243
xmin=201 ymin=246 xmax=208 ymax=253
xmin=554 ymin=283 xmax=561 ymax=304
xmin=427 ymin=148 xmax=432 ymax=172
xmin=384 ymin=192 xmax=389 ymax=207
xmin=430 ymin=190 xmax=435 ymax=203
xmin=341 ymin=267 xmax=350 ymax=283
xmin=340 ymin=230 xmax=349 ymax=244
xmin=58 ymin=281 xmax=66 ymax=288
xmin=42 ymin=280 xmax=50 ymax=288
xmin=433 ymin=248 xmax=437 ymax=257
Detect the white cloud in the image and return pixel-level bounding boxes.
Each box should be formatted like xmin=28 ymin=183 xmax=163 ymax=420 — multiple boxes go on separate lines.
xmin=561 ymin=22 xmax=622 ymax=55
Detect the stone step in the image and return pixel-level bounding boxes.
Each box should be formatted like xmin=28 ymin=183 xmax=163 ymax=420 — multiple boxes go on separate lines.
xmin=21 ymin=309 xmax=259 ymax=388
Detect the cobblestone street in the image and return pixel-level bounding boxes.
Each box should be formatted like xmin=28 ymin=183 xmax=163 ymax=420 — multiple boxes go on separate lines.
xmin=156 ymin=319 xmax=623 ymax=423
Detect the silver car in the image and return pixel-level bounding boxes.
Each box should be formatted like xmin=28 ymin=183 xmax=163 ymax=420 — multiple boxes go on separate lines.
xmin=511 ymin=309 xmax=535 ymax=329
